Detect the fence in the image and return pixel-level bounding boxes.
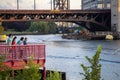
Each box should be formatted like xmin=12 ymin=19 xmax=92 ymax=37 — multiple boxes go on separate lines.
xmin=0 ymin=44 xmax=45 ymax=61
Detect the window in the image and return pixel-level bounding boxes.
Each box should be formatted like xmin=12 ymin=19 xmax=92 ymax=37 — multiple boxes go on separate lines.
xmin=97 ymin=4 xmax=103 ymax=9
xmin=107 ymin=3 xmax=111 ymax=9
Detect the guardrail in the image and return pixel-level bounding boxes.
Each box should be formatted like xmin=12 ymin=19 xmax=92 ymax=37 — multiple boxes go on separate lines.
xmin=0 ymin=44 xmax=46 ymax=61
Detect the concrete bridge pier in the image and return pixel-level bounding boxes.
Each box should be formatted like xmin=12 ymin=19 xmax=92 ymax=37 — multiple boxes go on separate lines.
xmin=111 ymin=0 xmax=120 ymax=38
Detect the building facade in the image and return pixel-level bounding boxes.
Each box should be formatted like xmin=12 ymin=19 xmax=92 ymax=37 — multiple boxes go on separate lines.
xmin=81 ymin=0 xmax=111 ymax=9
xmin=82 ymin=0 xmax=120 ymax=37
xmin=111 ymin=0 xmax=120 ymax=33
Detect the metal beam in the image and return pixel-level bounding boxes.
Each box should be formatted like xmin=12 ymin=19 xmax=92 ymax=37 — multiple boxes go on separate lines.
xmin=53 ymin=0 xmax=70 ymax=10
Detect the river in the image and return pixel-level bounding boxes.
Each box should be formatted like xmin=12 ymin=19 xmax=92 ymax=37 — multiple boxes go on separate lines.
xmin=17 ymin=34 xmax=120 ymax=80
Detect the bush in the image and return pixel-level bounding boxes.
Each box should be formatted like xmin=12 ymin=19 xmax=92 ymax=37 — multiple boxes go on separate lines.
xmin=81 ymin=45 xmax=102 ymax=80
xmin=0 ymin=54 xmax=11 ymax=80
xmin=46 ymin=71 xmax=62 ymax=80
xmin=0 ymin=26 xmax=4 ymax=34
xmin=14 ymin=57 xmax=42 ymax=80
xmin=0 ymin=55 xmax=62 ymax=80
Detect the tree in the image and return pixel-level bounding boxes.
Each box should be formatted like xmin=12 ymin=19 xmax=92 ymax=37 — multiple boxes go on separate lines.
xmin=0 ymin=26 xmax=4 ymax=34
xmin=48 ymin=22 xmax=57 ymax=33
xmin=2 ymin=22 xmax=31 ymax=32
xmin=28 ymin=21 xmax=57 ymax=34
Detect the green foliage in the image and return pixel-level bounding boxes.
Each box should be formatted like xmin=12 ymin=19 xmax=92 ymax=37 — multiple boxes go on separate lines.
xmin=0 ymin=26 xmax=4 ymax=34
xmin=28 ymin=21 xmax=57 ymax=34
xmin=47 ymin=22 xmax=57 ymax=33
xmin=14 ymin=57 xmax=42 ymax=80
xmin=0 ymin=55 xmax=62 ymax=80
xmin=81 ymin=45 xmax=102 ymax=80
xmin=0 ymin=54 xmax=11 ymax=80
xmin=46 ymin=71 xmax=62 ymax=80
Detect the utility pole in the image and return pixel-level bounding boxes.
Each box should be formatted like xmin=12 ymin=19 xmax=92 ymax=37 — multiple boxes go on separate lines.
xmin=51 ymin=0 xmax=53 ymax=10
xmin=34 ymin=0 xmax=36 ymax=10
xmin=17 ymin=0 xmax=19 ymax=10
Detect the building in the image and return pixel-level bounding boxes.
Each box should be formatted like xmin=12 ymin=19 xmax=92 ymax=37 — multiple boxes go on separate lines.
xmin=111 ymin=0 xmax=120 ymax=33
xmin=82 ymin=0 xmax=120 ymax=38
xmin=81 ymin=0 xmax=111 ymax=9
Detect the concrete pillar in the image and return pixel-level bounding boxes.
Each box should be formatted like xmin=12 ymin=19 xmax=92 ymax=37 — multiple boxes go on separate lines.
xmin=118 ymin=0 xmax=120 ymax=31
xmin=111 ymin=0 xmax=120 ymax=33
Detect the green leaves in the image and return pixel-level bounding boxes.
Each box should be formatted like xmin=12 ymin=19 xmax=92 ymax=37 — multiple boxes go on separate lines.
xmin=0 ymin=54 xmax=63 ymax=80
xmin=0 ymin=55 xmax=42 ymax=80
xmin=0 ymin=54 xmax=11 ymax=80
xmin=0 ymin=26 xmax=4 ymax=34
xmin=14 ymin=57 xmax=42 ymax=80
xmin=28 ymin=21 xmax=57 ymax=34
xmin=46 ymin=71 xmax=62 ymax=80
xmin=81 ymin=45 xmax=102 ymax=80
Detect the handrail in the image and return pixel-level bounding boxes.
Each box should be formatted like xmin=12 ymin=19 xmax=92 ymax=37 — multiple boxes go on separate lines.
xmin=0 ymin=44 xmax=46 ymax=61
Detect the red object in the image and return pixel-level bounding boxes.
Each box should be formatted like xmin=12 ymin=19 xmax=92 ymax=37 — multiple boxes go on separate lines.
xmin=12 ymin=41 xmax=16 ymax=45
xmin=0 ymin=44 xmax=46 ymax=79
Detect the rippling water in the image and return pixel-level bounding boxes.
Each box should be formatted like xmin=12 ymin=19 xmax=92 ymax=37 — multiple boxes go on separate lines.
xmin=17 ymin=34 xmax=120 ymax=80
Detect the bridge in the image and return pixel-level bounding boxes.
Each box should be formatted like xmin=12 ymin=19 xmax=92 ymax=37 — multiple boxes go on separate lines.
xmin=0 ymin=9 xmax=111 ymax=31
xmin=0 ymin=0 xmax=120 ymax=34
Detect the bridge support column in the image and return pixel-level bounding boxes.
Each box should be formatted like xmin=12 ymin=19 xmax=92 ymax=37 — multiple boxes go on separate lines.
xmin=111 ymin=0 xmax=120 ymax=38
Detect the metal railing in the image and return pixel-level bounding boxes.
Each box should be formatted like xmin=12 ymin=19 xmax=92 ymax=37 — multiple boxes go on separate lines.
xmin=0 ymin=44 xmax=46 ymax=61
xmin=0 ymin=44 xmax=46 ymax=79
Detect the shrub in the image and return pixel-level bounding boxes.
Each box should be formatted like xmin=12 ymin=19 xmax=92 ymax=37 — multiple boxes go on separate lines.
xmin=14 ymin=57 xmax=42 ymax=80
xmin=81 ymin=45 xmax=102 ymax=80
xmin=0 ymin=54 xmax=11 ymax=80
xmin=46 ymin=71 xmax=62 ymax=80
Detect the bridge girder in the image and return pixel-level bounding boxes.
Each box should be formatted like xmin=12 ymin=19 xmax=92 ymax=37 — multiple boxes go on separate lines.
xmin=0 ymin=9 xmax=111 ymax=31
xmin=53 ymin=0 xmax=70 ymax=10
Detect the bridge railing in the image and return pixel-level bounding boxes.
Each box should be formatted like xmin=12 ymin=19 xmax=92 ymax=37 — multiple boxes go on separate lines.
xmin=0 ymin=44 xmax=46 ymax=61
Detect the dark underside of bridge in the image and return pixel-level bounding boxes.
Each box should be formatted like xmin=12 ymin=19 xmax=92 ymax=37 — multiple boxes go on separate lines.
xmin=0 ymin=9 xmax=111 ymax=32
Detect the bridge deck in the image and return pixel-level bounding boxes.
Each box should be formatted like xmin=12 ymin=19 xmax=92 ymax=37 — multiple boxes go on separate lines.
xmin=0 ymin=9 xmax=111 ymax=14
xmin=0 ymin=9 xmax=111 ymax=31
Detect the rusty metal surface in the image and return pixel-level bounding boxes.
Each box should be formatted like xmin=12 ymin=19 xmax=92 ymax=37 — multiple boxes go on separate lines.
xmin=0 ymin=9 xmax=110 ymax=14
xmin=0 ymin=9 xmax=111 ymax=31
xmin=53 ymin=0 xmax=70 ymax=10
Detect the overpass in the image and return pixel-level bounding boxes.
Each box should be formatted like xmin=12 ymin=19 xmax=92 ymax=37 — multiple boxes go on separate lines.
xmin=0 ymin=9 xmax=111 ymax=31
